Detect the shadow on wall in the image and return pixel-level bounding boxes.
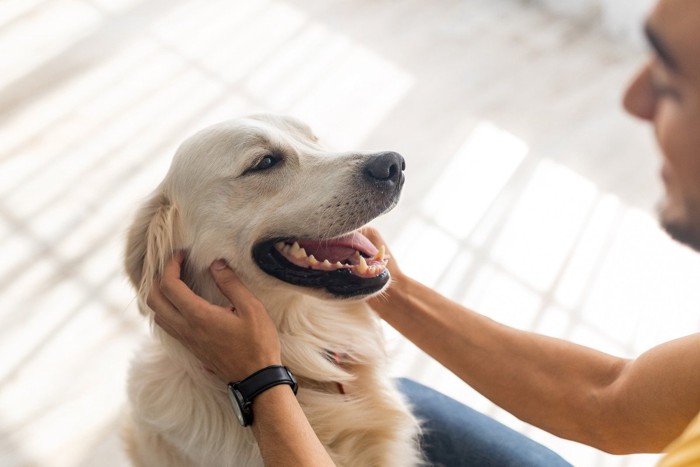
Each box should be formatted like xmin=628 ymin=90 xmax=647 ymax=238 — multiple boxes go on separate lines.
xmin=526 ymin=0 xmax=656 ymax=44
xmin=0 ymin=427 xmax=27 ymax=467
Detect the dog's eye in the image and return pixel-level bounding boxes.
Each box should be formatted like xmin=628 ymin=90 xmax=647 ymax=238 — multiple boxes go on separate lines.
xmin=252 ymin=155 xmax=279 ymax=171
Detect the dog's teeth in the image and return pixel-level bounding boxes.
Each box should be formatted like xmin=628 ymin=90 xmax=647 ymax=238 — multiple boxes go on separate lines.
xmin=292 ymin=247 xmax=307 ymax=260
xmin=308 ymin=255 xmax=318 ymax=265
xmin=335 ymin=261 xmax=344 ymax=268
xmin=275 ymin=241 xmax=285 ymax=251
xmin=357 ymin=256 xmax=368 ymax=274
xmin=322 ymin=259 xmax=332 ymax=268
xmin=373 ymin=245 xmax=386 ymax=261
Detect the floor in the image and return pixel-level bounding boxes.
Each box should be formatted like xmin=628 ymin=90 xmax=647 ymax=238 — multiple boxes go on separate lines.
xmin=2 ymin=0 xmax=698 ymax=465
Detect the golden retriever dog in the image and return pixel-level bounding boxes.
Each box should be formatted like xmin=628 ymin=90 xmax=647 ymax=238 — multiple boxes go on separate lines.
xmin=123 ymin=114 xmax=422 ymax=466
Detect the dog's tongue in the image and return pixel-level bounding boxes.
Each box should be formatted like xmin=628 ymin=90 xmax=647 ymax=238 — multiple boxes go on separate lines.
xmin=298 ymin=232 xmax=378 ymax=263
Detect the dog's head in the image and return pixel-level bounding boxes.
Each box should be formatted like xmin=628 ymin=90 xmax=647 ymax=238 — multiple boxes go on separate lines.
xmin=125 ymin=114 xmax=405 ymax=309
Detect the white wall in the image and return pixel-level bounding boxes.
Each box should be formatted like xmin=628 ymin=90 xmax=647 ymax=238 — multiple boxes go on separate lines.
xmin=530 ymin=0 xmax=656 ymax=44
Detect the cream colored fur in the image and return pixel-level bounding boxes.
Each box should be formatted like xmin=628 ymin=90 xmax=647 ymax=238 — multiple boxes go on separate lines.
xmin=123 ymin=114 xmax=422 ymax=466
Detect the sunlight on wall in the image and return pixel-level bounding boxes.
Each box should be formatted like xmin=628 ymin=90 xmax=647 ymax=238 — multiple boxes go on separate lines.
xmin=553 ymin=193 xmax=622 ymax=309
xmin=150 ymin=0 xmax=414 ymax=148
xmin=421 ymin=121 xmax=529 ymax=239
xmin=491 ymin=158 xmax=598 ymax=292
xmin=0 ymin=0 xmax=101 ymax=89
xmin=391 ymin=121 xmax=528 ymax=289
xmin=578 ymin=206 xmax=700 ymax=355
xmin=153 ymin=0 xmax=308 ymax=84
xmin=288 ymin=47 xmax=413 ymax=148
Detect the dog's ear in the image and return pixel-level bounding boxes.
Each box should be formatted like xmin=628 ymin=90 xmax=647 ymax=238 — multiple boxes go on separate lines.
xmin=124 ymin=191 xmax=179 ymax=307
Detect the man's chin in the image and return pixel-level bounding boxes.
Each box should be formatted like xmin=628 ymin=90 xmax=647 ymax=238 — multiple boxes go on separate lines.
xmin=658 ymin=201 xmax=700 ymax=252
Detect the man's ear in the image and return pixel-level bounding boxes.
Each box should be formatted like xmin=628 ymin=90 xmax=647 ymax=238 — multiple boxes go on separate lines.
xmin=124 ymin=191 xmax=179 ymax=306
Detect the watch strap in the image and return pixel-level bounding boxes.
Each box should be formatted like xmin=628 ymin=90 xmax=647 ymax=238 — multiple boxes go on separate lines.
xmin=231 ymin=365 xmax=298 ymax=403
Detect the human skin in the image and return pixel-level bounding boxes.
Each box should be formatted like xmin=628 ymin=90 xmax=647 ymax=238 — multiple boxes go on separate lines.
xmin=148 ymin=0 xmax=700 ymax=460
xmin=624 ymin=0 xmax=700 ymax=250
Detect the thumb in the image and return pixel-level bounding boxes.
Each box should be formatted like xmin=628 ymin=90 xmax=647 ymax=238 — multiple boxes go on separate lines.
xmin=360 ymin=226 xmax=385 ymax=248
xmin=209 ymin=260 xmax=258 ymax=311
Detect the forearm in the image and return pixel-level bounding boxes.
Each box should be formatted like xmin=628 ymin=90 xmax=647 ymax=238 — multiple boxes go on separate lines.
xmin=251 ymin=386 xmax=336 ymax=467
xmin=373 ymin=274 xmax=630 ymax=450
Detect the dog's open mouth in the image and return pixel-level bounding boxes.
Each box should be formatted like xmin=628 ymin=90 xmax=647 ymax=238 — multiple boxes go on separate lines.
xmin=252 ymin=231 xmax=391 ymax=297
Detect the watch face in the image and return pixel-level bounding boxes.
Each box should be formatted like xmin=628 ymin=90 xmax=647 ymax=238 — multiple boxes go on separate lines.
xmin=227 ymin=385 xmax=249 ymax=426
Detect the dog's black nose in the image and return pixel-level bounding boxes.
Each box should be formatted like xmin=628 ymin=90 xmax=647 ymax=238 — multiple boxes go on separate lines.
xmin=363 ymin=152 xmax=405 ymax=185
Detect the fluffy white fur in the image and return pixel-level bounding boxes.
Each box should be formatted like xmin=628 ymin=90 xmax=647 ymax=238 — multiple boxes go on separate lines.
xmin=123 ymin=114 xmax=422 ymax=466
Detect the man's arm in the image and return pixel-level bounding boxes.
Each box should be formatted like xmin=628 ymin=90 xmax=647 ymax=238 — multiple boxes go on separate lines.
xmin=365 ymin=229 xmax=700 ymax=454
xmin=251 ymin=385 xmax=335 ymax=467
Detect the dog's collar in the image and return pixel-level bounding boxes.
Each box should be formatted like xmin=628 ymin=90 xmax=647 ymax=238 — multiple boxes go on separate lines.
xmin=326 ymin=351 xmax=347 ymax=395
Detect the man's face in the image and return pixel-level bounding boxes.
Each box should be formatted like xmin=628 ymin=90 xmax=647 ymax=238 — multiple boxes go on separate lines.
xmin=623 ymin=0 xmax=700 ymax=251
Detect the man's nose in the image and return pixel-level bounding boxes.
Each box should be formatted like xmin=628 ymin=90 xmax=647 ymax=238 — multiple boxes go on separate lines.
xmin=623 ymin=62 xmax=656 ymax=121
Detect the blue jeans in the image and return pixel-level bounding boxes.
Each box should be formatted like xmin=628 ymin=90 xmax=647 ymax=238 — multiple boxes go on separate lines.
xmin=398 ymin=378 xmax=572 ymax=466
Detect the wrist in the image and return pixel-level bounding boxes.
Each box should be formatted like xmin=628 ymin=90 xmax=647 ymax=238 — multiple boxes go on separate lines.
xmin=249 ymin=385 xmax=298 ymax=441
xmin=227 ymin=365 xmax=298 ymax=427
xmin=390 ymin=270 xmax=411 ymax=294
xmin=223 ymin=357 xmax=282 ymax=383
xmin=252 ymin=384 xmax=296 ymax=414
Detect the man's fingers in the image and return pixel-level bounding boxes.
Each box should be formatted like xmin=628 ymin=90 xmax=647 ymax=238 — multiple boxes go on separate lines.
xmin=360 ymin=226 xmax=385 ymax=249
xmin=160 ymin=253 xmax=216 ymax=318
xmin=209 ymin=260 xmax=260 ymax=313
xmin=360 ymin=226 xmax=394 ymax=257
xmin=153 ymin=312 xmax=185 ymax=340
xmin=147 ymin=274 xmax=189 ymax=330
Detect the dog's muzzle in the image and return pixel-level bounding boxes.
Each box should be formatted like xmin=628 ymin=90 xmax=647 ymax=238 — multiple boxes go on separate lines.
xmin=253 ymin=152 xmax=405 ymax=298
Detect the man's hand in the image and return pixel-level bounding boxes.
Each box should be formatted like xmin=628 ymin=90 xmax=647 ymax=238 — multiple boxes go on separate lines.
xmin=147 ymin=252 xmax=282 ymax=383
xmin=360 ymin=227 xmax=406 ymax=315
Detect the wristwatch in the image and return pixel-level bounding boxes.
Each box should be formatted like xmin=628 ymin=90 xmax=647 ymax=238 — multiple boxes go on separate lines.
xmin=227 ymin=365 xmax=298 ymax=427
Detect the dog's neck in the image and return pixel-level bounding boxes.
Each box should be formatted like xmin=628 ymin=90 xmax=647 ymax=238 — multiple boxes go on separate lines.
xmin=163 ymin=266 xmax=382 ymax=385
xmin=187 ymin=269 xmax=304 ymax=318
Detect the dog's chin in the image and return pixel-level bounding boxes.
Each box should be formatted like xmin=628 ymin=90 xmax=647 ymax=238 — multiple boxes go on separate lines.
xmin=252 ymin=232 xmax=391 ymax=299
